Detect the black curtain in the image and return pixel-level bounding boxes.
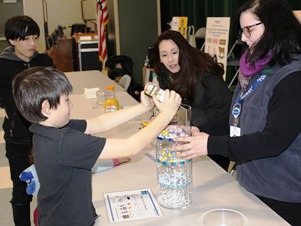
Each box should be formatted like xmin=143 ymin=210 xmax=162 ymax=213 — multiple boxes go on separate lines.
xmin=160 ymin=0 xmax=301 ymax=47
xmin=160 ymin=0 xmax=301 ymax=82
xmin=161 ymin=0 xmax=244 ymax=38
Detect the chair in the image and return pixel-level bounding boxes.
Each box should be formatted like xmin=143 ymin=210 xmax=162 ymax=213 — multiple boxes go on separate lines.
xmin=227 ymin=40 xmax=245 ymax=60
xmin=46 ymin=35 xmax=54 ymax=50
xmin=57 ymin=25 xmax=64 ymax=37
xmin=118 ymin=74 xmax=131 ymax=91
xmin=51 ymin=31 xmax=58 ymax=45
xmin=229 ymin=163 xmax=236 ymax=176
xmin=105 ymin=55 xmax=134 ymax=77
xmin=227 ymin=40 xmax=246 ymax=88
xmin=71 ymin=23 xmax=87 ymax=36
xmin=195 ymin=27 xmax=206 ymax=51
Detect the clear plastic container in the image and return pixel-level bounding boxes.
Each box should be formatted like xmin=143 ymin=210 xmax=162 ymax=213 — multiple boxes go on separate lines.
xmin=156 ymin=125 xmax=192 ymax=209
xmin=200 ymin=209 xmax=247 ymax=226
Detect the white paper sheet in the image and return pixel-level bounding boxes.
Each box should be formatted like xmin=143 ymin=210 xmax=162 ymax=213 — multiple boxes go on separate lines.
xmin=104 ymin=188 xmax=163 ymax=223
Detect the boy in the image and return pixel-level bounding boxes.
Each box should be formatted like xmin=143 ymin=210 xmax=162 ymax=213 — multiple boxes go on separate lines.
xmin=12 ymin=66 xmax=181 ymax=226
xmin=0 ymin=15 xmax=53 ymax=225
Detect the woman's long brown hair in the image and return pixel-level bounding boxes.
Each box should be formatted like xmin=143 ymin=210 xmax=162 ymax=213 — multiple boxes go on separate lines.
xmin=153 ymin=30 xmax=224 ymax=103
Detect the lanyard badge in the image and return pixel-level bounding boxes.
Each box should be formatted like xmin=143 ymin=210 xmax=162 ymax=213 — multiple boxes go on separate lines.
xmin=232 ymin=103 xmax=241 ymax=127
xmin=230 ymin=74 xmax=267 ymax=137
xmin=231 ymin=103 xmax=242 ymax=137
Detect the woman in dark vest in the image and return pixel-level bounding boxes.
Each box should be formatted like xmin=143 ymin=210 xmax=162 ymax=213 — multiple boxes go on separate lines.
xmin=173 ymin=0 xmax=301 ymax=225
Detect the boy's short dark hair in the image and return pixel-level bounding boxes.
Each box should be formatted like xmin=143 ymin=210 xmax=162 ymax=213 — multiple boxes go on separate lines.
xmin=5 ymin=15 xmax=40 ymax=43
xmin=13 ymin=67 xmax=73 ymax=123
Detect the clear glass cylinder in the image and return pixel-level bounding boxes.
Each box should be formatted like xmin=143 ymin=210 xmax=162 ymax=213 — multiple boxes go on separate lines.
xmin=156 ymin=125 xmax=192 ymax=209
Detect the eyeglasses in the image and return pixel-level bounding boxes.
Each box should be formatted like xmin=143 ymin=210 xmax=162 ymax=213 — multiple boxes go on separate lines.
xmin=238 ymin=22 xmax=263 ymax=38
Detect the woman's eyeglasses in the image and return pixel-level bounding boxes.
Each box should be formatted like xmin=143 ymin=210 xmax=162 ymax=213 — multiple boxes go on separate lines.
xmin=238 ymin=22 xmax=263 ymax=38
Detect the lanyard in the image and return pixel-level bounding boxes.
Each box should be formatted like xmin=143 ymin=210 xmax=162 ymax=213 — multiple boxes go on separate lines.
xmin=232 ymin=74 xmax=267 ymax=127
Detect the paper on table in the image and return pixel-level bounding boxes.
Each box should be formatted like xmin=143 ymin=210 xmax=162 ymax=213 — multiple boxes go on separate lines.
xmin=84 ymin=88 xmax=99 ymax=99
xmin=104 ymin=188 xmax=163 ymax=223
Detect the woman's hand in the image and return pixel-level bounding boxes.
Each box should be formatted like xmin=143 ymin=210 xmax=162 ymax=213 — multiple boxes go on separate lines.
xmin=172 ymin=131 xmax=209 ymax=160
xmin=191 ymin=126 xmax=200 ymax=135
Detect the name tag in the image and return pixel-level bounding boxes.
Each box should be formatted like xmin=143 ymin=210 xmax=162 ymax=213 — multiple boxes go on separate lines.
xmin=230 ymin=126 xmax=241 ymax=137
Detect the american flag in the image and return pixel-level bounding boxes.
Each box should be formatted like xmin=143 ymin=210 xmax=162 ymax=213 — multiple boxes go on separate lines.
xmin=97 ymin=0 xmax=109 ymax=64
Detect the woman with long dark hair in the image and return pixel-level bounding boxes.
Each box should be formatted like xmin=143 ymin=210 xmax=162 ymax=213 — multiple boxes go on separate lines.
xmin=152 ymin=30 xmax=232 ymax=171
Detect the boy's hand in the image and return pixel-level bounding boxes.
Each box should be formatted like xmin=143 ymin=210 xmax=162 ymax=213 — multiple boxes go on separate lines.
xmin=153 ymin=89 xmax=181 ymax=119
xmin=140 ymin=91 xmax=154 ymax=109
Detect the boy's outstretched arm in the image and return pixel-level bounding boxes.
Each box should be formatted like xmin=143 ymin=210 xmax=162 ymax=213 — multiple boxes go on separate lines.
xmin=99 ymin=90 xmax=182 ymax=159
xmin=85 ymin=86 xmax=154 ymax=134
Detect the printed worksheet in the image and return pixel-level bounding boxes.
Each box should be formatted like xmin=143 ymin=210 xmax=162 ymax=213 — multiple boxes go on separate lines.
xmin=104 ymin=188 xmax=163 ymax=223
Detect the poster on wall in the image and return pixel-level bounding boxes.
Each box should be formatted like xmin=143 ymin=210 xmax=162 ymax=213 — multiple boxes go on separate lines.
xmin=170 ymin=16 xmax=188 ymax=39
xmin=204 ymin=17 xmax=230 ymax=80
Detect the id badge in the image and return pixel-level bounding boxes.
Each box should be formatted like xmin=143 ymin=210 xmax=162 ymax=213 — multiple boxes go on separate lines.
xmin=230 ymin=126 xmax=241 ymax=137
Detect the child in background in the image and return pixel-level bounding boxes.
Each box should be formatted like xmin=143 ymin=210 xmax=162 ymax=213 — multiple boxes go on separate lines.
xmin=0 ymin=15 xmax=54 ymax=226
xmin=13 ymin=66 xmax=181 ymax=226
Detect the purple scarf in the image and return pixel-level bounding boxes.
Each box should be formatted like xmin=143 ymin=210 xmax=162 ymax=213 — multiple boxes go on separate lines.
xmin=239 ymin=50 xmax=271 ymax=90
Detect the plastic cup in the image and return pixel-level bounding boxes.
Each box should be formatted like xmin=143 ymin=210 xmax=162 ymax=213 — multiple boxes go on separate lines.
xmin=200 ymin=209 xmax=247 ymax=226
xmin=96 ymin=90 xmax=106 ymax=105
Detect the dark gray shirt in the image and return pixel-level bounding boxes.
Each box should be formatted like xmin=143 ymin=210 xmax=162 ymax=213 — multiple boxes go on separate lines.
xmin=30 ymin=120 xmax=105 ymax=226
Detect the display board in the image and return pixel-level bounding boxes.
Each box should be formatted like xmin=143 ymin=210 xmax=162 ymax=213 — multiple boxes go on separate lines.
xmin=204 ymin=17 xmax=230 ymax=80
xmin=170 ymin=16 xmax=188 ymax=38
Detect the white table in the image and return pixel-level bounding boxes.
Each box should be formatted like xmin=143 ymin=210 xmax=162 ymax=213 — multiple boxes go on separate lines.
xmin=67 ymin=71 xmax=289 ymax=226
xmin=65 ymin=70 xmax=125 ymax=95
xmin=92 ymin=153 xmax=289 ymax=226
